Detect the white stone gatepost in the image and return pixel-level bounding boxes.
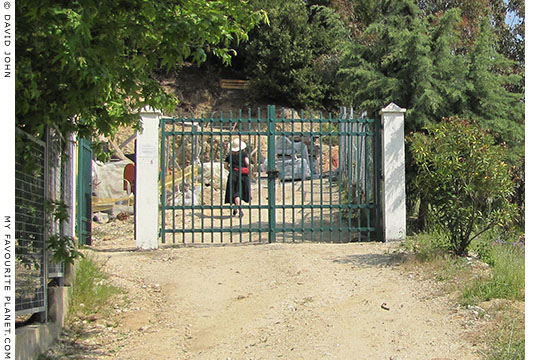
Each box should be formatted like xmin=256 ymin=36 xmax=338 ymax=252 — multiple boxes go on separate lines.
xmin=135 ymin=107 xmax=162 ymax=249
xmin=380 ymin=103 xmax=407 ymax=242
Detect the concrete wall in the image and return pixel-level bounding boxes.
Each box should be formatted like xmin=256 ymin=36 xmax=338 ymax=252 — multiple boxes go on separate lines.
xmin=15 ymin=286 xmax=73 ymax=360
xmin=16 ymin=261 xmax=75 ymax=360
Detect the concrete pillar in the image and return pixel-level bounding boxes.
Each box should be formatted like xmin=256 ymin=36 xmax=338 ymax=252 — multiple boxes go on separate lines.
xmin=380 ymin=103 xmax=407 ymax=242
xmin=135 ymin=107 xmax=161 ymax=249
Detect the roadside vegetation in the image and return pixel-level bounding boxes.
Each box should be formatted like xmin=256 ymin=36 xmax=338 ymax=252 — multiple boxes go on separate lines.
xmin=68 ymin=254 xmax=126 ymax=321
xmin=405 ymin=114 xmax=524 ymax=359
xmin=403 ymin=230 xmax=525 ymax=360
xmin=38 ymin=254 xmax=126 ymax=360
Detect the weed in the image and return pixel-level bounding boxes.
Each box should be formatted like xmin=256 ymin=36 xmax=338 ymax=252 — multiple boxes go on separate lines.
xmin=404 ymin=232 xmax=452 ymax=262
xmin=403 ymin=232 xmax=525 ymax=360
xmin=460 ymin=244 xmax=524 ymax=306
xmin=483 ymin=306 xmax=525 ymax=360
xmin=68 ymin=255 xmax=124 ymax=320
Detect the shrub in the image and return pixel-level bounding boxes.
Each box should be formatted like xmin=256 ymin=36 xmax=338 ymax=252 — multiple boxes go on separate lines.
xmin=408 ymin=118 xmax=517 ymax=256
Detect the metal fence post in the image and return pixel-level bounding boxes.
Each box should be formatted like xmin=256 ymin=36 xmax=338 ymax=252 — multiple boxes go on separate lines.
xmin=267 ymin=106 xmax=277 ymax=243
xmin=379 ymin=103 xmax=407 ymax=242
xmin=135 ymin=106 xmax=162 ymax=249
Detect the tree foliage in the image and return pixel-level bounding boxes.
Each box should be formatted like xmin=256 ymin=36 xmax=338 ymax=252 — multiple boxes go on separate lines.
xmin=240 ymin=0 xmax=350 ymax=109
xmin=409 ymin=118 xmax=517 ymax=255
xmin=339 ymin=2 xmax=523 ymax=137
xmin=16 ymin=0 xmax=267 ymax=139
xmin=338 ymin=0 xmax=524 ymax=231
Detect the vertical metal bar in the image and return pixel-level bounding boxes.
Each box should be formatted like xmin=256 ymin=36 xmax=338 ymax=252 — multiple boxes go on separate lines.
xmin=190 ymin=120 xmax=195 ymax=243
xmin=369 ymin=119 xmax=374 ymax=240
xmin=220 ymin=113 xmax=224 ymax=244
xmin=348 ymin=118 xmax=353 ymax=242
xmin=328 ymin=112 xmax=333 ymax=242
xmin=353 ymin=118 xmax=360 ymax=241
xmin=258 ymin=108 xmax=262 ymax=243
xmin=281 ymin=109 xmax=286 ymax=242
xmin=210 ymin=118 xmax=215 ymax=244
xmin=267 ymin=105 xmax=276 ymax=243
xmin=319 ymin=112 xmax=324 ymax=243
xmin=310 ymin=114 xmax=314 ymax=241
xmin=228 ymin=112 xmax=233 ymax=242
xmin=172 ymin=118 xmax=177 ymax=244
xmin=366 ymin=123 xmax=371 ymax=241
xmin=291 ymin=109 xmax=296 ymax=243
xmin=200 ymin=121 xmax=205 ymax=244
xmin=238 ymin=110 xmax=243 ymax=243
xmin=248 ymin=108 xmax=253 ymax=243
xmin=300 ymin=110 xmax=305 ymax=242
xmin=338 ymin=110 xmax=344 ymax=243
xmin=160 ymin=118 xmax=166 ymax=243
xmin=181 ymin=120 xmax=186 ymax=244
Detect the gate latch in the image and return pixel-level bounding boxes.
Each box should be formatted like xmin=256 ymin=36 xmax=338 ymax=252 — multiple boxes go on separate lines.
xmin=266 ymin=169 xmax=280 ymax=179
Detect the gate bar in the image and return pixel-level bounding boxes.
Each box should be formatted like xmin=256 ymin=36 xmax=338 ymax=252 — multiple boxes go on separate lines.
xmin=267 ymin=106 xmax=277 ymax=243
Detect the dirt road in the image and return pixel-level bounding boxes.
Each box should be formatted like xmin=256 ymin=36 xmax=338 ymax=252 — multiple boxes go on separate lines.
xmin=54 ymin=218 xmax=484 ymax=360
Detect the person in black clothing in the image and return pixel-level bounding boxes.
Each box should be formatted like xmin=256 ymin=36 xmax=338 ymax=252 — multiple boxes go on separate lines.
xmin=224 ymin=138 xmax=251 ymax=217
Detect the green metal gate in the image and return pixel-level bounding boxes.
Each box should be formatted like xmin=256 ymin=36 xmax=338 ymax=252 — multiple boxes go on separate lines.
xmin=77 ymin=138 xmax=93 ymax=245
xmin=159 ymin=106 xmax=381 ymax=244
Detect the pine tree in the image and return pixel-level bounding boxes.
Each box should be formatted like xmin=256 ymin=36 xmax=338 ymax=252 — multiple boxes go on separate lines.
xmin=339 ymin=0 xmax=524 ymax=230
xmin=465 ymin=18 xmax=524 ymax=164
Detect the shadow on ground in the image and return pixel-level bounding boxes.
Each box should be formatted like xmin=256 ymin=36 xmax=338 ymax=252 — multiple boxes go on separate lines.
xmin=332 ymin=253 xmax=405 ymax=267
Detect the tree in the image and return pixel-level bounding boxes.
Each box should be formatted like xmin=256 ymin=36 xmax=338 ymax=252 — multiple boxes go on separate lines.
xmin=417 ymin=0 xmax=524 ymax=66
xmin=16 ymin=0 xmax=267 ymax=139
xmin=465 ymin=17 xmax=524 ymax=161
xmin=339 ymin=0 xmax=441 ymax=131
xmin=409 ymin=118 xmax=517 ymax=255
xmin=240 ymin=0 xmax=350 ymax=109
xmin=339 ymin=1 xmax=524 ymax=231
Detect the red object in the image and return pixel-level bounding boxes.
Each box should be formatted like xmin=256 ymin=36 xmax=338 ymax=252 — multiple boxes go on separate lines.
xmin=234 ymin=167 xmax=249 ymax=175
xmin=124 ymin=163 xmax=135 ymax=194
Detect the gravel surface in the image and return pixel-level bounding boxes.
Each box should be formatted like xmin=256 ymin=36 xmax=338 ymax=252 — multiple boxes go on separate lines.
xmin=43 ymin=218 xmax=486 ymax=360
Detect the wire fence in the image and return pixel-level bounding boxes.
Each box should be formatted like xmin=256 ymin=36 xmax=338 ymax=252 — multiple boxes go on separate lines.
xmin=15 ymin=127 xmax=74 ymax=318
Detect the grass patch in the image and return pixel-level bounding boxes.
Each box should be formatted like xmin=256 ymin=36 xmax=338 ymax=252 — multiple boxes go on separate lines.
xmin=404 ymin=232 xmax=525 ymax=360
xmin=403 ymin=232 xmax=452 ymax=262
xmin=481 ymin=305 xmax=525 ymax=360
xmin=460 ymin=244 xmax=525 ymax=306
xmin=38 ymin=255 xmax=125 ymax=360
xmin=68 ymin=254 xmax=125 ymax=320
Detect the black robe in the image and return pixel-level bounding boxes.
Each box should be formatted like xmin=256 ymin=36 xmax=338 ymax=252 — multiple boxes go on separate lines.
xmin=224 ymin=151 xmax=251 ymax=203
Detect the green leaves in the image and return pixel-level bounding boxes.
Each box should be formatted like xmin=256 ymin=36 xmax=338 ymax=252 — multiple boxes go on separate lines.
xmin=16 ymin=0 xmax=265 ymax=139
xmin=45 ymin=200 xmax=84 ymax=264
xmin=48 ymin=234 xmax=84 ymax=265
xmin=241 ymin=0 xmax=349 ymax=109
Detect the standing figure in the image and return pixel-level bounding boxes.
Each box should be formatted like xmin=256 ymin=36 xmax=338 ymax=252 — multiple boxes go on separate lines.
xmin=224 ymin=138 xmax=251 ymax=217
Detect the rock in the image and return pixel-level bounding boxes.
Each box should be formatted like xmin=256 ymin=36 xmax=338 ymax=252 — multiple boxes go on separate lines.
xmin=93 ymin=212 xmax=109 ymax=224
xmin=200 ymin=162 xmax=228 ymax=189
xmin=112 ymin=204 xmax=134 ymax=217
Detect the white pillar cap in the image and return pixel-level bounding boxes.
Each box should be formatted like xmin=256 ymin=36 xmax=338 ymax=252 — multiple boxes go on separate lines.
xmin=140 ymin=106 xmax=163 ymax=115
xmin=380 ymin=102 xmax=406 ymax=114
